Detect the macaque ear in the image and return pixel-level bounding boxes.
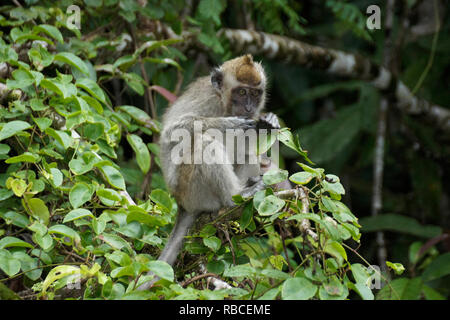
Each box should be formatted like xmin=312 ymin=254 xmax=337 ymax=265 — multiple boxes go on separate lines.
xmin=211 ymin=68 xmax=223 ymax=91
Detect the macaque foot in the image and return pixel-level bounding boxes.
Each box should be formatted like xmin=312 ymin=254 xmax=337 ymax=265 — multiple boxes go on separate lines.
xmin=257 ymin=112 xmax=281 ymax=130
xmin=241 ymin=178 xmax=266 ymax=198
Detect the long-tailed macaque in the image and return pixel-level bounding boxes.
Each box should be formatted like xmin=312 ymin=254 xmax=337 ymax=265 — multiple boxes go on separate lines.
xmin=138 ymin=54 xmax=281 ymax=290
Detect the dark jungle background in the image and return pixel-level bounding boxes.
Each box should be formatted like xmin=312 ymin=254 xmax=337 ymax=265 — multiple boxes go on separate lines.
xmin=0 ymin=0 xmax=448 ymax=300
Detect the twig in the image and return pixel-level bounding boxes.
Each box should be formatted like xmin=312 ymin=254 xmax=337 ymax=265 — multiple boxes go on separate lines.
xmin=278 ymin=220 xmax=293 ymax=272
xmin=181 ymin=273 xmax=218 ymax=288
xmin=411 ymin=0 xmax=440 ymax=95
xmin=199 ymin=265 xmax=233 ymax=290
xmin=297 ymin=187 xmax=319 ymax=241
xmin=371 ymin=0 xmax=395 ymax=274
xmin=222 ymin=226 xmax=236 ymax=265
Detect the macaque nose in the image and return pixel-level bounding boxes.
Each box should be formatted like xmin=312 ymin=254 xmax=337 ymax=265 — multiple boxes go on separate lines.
xmin=245 ymin=103 xmax=252 ymax=112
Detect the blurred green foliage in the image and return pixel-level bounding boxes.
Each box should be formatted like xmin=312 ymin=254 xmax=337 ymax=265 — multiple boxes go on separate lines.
xmin=0 ymin=0 xmax=448 ymax=300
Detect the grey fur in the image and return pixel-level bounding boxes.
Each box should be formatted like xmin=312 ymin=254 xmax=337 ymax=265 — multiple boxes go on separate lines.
xmin=138 ymin=62 xmax=268 ymax=290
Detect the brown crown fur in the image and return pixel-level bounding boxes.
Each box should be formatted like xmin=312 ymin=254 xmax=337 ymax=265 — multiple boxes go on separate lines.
xmin=221 ymin=54 xmax=262 ymax=87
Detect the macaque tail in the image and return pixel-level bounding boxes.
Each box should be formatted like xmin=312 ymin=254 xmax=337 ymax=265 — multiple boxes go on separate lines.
xmin=137 ymin=208 xmax=198 ymax=290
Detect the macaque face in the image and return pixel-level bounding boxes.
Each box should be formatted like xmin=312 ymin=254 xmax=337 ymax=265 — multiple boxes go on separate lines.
xmin=230 ymin=86 xmax=263 ymax=117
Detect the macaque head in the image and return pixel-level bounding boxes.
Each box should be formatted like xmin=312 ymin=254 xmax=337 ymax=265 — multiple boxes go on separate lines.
xmin=211 ymin=54 xmax=267 ymax=118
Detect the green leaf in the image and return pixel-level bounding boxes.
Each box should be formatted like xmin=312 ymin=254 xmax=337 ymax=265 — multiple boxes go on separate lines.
xmin=321 ymin=174 xmax=345 ymax=195
xmin=239 ymin=201 xmax=254 ymax=230
xmin=29 ymin=98 xmax=48 ymax=111
xmin=277 ymin=128 xmax=313 ymax=164
xmin=13 ymin=252 xmax=42 ymax=280
xmin=349 ymin=264 xmax=375 ymax=300
xmin=150 ymin=189 xmax=172 ymax=212
xmin=386 ymin=261 xmax=405 ymax=275
xmin=106 ymin=251 xmax=132 ymax=267
xmin=96 ymin=139 xmax=118 ymax=158
xmin=45 ymin=128 xmax=73 ymax=150
xmin=324 ymin=240 xmax=347 ymax=265
xmin=54 ymin=52 xmax=89 ymax=75
xmin=197 ymin=0 xmax=225 ymax=25
xmin=224 ymin=265 xmax=257 ymax=278
xmin=110 ymin=265 xmax=135 ymax=278
xmin=0 ymin=120 xmax=31 ymax=141
xmin=49 ymin=167 xmax=63 ymax=187
xmin=0 ymin=144 xmax=10 ymax=155
xmin=9 ymin=178 xmax=27 ymax=197
xmin=69 ymin=182 xmax=93 ymax=208
xmin=24 ymin=198 xmax=50 ymax=225
xmin=289 ymin=171 xmax=313 ymax=185
xmin=6 ymin=69 xmax=34 ymax=89
xmin=48 ymin=224 xmax=80 ymax=242
xmin=40 ymin=78 xmax=77 ymax=99
xmin=42 ymin=265 xmax=80 ymax=293
xmin=118 ymin=105 xmax=158 ymax=132
xmin=297 ymin=162 xmax=324 ymax=177
xmin=263 ymin=169 xmax=288 ymax=185
xmin=322 ymin=197 xmax=357 ymax=224
xmin=376 ymin=278 xmax=423 ymax=300
xmin=350 ymin=263 xmax=371 ymax=284
xmin=113 ymin=54 xmax=136 ymax=69
xmin=288 ymin=213 xmax=341 ymax=240
xmin=127 ymin=134 xmax=151 ymax=174
xmin=0 ymin=249 xmax=21 ymax=277
xmin=258 ymin=287 xmax=281 ymax=300
xmin=199 ymin=225 xmax=217 ymax=237
xmin=206 ymin=260 xmax=225 ymax=274
xmin=143 ymin=57 xmax=181 ymax=70
xmin=261 ymin=268 xmax=290 ymax=280
xmin=33 ymin=117 xmax=52 ymax=131
xmin=97 ymin=188 xmax=121 ymax=201
xmin=147 ymin=260 xmax=174 ymax=282
xmin=360 ymin=214 xmax=442 ymax=238
xmin=76 ymin=78 xmax=106 ymax=103
xmin=203 ymin=236 xmax=221 ymax=252
xmin=33 ymin=24 xmax=63 ymax=44
xmin=269 ymin=255 xmax=287 ymax=271
xmin=422 ymin=285 xmax=445 ymax=300
xmin=136 ymin=39 xmax=182 ymax=55
xmin=99 ymin=233 xmax=129 ymax=251
xmin=5 ymin=152 xmax=39 ymax=164
xmin=81 ymin=95 xmax=103 ymax=114
xmin=32 ymin=232 xmax=53 ymax=251
xmin=0 ymin=210 xmax=30 ymax=228
xmin=282 ymin=277 xmax=317 ymax=300
xmin=69 ymin=154 xmax=96 ymax=175
xmin=114 ymin=221 xmax=143 ymax=239
xmin=28 ymin=43 xmax=54 ymax=70
xmin=63 ymin=208 xmax=94 ymax=223
xmin=257 ymin=129 xmax=277 ymax=155
xmin=125 ymin=74 xmax=145 ymax=95
xmin=97 ymin=165 xmax=126 ymax=190
xmin=126 ymin=210 xmax=167 ymax=227
xmin=257 ymin=195 xmax=285 ymax=216
xmin=351 ymin=282 xmax=374 ymax=300
xmin=0 ymin=236 xmax=33 ymax=249
xmin=319 ymin=278 xmax=349 ymax=300
xmin=0 ymin=189 xmax=13 ymax=201
xmin=422 ymin=253 xmax=450 ymax=282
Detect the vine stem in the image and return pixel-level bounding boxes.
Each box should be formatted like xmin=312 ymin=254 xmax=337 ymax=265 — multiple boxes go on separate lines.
xmin=0 ymin=262 xmax=84 ymax=283
xmin=342 ymin=243 xmax=400 ymax=300
xmin=411 ymin=0 xmax=440 ymax=95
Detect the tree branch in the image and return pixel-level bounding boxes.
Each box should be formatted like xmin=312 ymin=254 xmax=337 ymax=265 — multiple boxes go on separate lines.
xmin=219 ymin=28 xmax=449 ymax=135
xmin=193 ymin=187 xmax=317 ymax=240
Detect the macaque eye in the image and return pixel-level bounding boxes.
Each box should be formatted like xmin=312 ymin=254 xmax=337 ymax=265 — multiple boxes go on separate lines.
xmin=251 ymin=89 xmax=259 ymax=96
xmin=239 ymin=89 xmax=246 ymax=96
